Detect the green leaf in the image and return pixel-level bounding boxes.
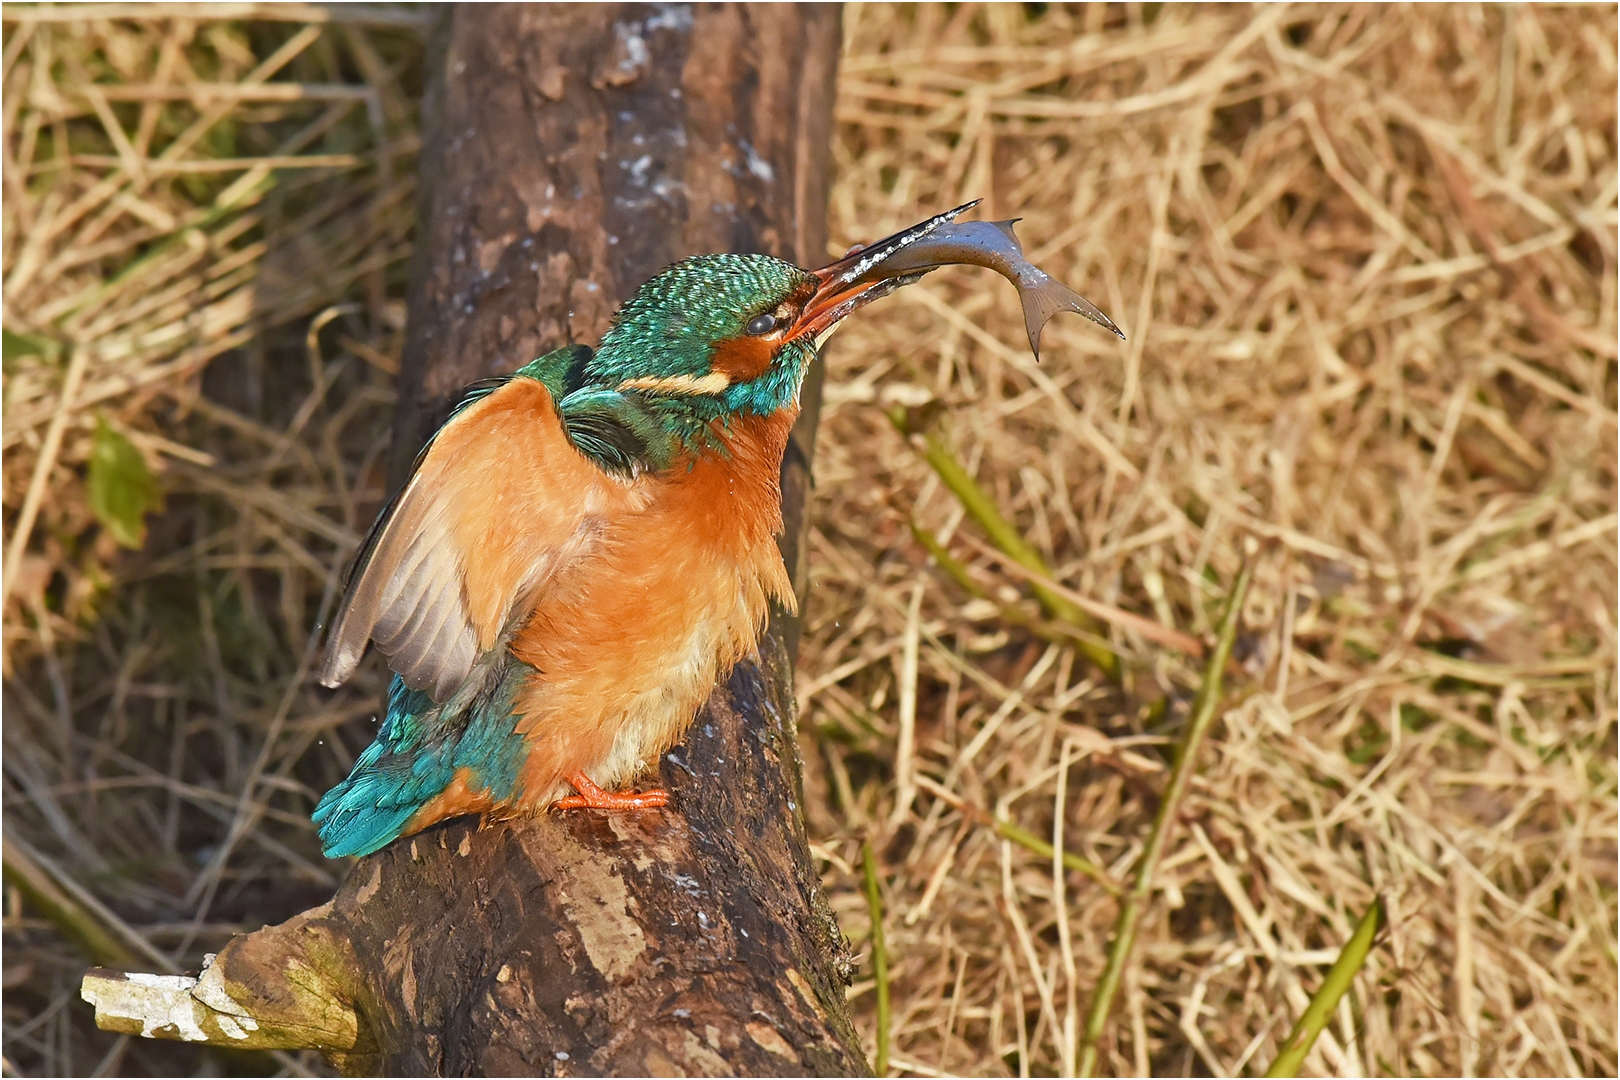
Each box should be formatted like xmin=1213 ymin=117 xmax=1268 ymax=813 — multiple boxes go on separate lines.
xmin=2 ymin=327 xmax=61 ymax=372
xmin=88 ymin=418 xmax=162 ymax=549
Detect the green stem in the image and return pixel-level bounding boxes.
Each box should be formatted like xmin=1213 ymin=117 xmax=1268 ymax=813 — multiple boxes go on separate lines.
xmin=910 ymin=519 xmax=1114 ymax=656
xmin=992 ymin=817 xmax=1120 ymax=897
xmin=1263 ymin=899 xmax=1386 ymax=1078
xmin=916 ymin=773 xmax=1122 ymax=896
xmin=862 ymin=840 xmax=891 ymax=1077
xmin=891 ymin=410 xmax=1120 ymax=680
xmin=1076 ymin=557 xmax=1252 ymax=1077
xmin=908 ymin=518 xmax=988 ymax=600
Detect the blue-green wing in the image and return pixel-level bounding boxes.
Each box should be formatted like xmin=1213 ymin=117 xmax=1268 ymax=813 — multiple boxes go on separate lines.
xmin=312 ymin=659 xmax=533 ymax=858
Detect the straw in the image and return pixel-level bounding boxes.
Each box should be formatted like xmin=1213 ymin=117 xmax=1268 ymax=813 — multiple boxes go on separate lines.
xmin=4 ymin=6 xmax=1615 ymax=1077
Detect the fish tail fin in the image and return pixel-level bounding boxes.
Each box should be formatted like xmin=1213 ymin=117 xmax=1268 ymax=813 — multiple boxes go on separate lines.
xmin=1020 ymin=275 xmax=1127 ymax=359
xmin=990 ymin=219 xmax=1126 ymax=357
xmin=313 ymin=665 xmax=531 ymax=858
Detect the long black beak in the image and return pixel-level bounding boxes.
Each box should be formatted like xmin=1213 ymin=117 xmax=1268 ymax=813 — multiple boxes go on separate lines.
xmin=787 ymin=201 xmax=981 ymax=344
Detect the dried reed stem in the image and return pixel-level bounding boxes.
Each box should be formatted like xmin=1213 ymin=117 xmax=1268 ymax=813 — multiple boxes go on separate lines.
xmin=863 ymin=839 xmax=892 ymax=1076
xmin=1 ymin=344 xmax=87 ymax=614
xmin=1077 ymin=551 xmax=1253 ymax=1078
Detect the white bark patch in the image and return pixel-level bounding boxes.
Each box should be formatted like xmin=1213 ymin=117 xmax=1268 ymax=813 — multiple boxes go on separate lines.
xmin=215 ymin=1015 xmax=249 ymax=1040
xmin=355 ymin=861 xmax=382 ymax=905
xmin=746 ymin=1020 xmax=801 ymax=1063
xmin=606 ymin=816 xmax=656 ymax=870
xmin=784 ymin=966 xmax=831 ymax=1022
xmin=82 ymin=973 xmax=209 ymax=1042
xmin=679 ymin=1027 xmax=734 ymax=1073
xmin=645 ymin=1027 xmax=733 ymax=1076
xmin=125 ymin=973 xmax=195 ymax=990
xmin=557 ymin=858 xmax=646 ymax=982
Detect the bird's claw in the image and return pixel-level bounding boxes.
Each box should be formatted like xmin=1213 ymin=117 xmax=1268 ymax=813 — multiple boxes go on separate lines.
xmin=556 ymin=772 xmax=671 ymax=811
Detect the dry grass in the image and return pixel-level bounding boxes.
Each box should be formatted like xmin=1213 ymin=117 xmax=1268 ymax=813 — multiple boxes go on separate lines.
xmin=811 ymin=4 xmax=1616 ymax=1077
xmin=2 ymin=8 xmax=424 ymax=1075
xmin=1 ymin=4 xmax=1614 ymax=1078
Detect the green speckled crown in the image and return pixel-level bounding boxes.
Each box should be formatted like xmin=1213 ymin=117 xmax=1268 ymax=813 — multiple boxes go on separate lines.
xmin=534 ymin=255 xmax=822 ymax=479
xmin=587 ymin=254 xmax=817 ymax=416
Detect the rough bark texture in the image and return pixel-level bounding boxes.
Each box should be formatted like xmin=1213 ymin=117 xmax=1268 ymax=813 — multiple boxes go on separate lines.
xmin=83 ymin=4 xmax=863 ymax=1075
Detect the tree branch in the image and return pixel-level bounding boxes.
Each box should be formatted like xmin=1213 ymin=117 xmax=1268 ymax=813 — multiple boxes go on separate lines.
xmin=83 ymin=5 xmax=860 ymax=1074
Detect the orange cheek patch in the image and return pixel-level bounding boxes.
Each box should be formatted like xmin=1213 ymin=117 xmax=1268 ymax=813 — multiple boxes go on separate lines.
xmin=709 ymin=335 xmax=774 ymax=383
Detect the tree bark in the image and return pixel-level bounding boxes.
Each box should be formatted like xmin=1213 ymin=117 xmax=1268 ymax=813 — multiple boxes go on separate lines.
xmin=83 ymin=4 xmax=862 ymax=1075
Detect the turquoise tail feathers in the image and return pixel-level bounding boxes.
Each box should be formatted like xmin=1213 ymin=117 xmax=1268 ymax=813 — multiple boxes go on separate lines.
xmin=313 ymin=662 xmax=532 ymax=858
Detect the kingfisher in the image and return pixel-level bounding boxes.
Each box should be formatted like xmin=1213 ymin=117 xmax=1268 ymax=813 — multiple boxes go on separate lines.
xmin=311 ymin=202 xmax=1122 ymax=858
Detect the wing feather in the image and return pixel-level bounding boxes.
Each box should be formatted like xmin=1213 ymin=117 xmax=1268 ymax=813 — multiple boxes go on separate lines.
xmin=369 ymin=506 xmax=453 ymax=643
xmin=370 ymin=516 xmax=445 ymax=639
xmin=373 ymin=570 xmax=462 ymax=693
xmin=318 ymin=375 xmax=632 ymax=701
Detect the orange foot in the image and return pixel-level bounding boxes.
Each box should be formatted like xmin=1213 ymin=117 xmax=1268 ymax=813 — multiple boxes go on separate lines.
xmin=554 ymin=772 xmax=671 ymax=811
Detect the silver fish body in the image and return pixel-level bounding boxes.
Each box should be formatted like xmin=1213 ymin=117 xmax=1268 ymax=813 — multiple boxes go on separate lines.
xmin=807 ymin=200 xmax=1124 ymax=359
xmin=870 ymin=217 xmax=1125 ymax=357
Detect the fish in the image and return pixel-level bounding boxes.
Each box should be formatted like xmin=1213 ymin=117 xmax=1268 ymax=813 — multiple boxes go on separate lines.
xmin=819 ymin=200 xmax=1125 ymax=358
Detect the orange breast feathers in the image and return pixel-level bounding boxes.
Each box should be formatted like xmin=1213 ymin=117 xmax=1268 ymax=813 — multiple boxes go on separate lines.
xmin=317 ymin=376 xmax=643 ymax=700
xmin=507 ymin=408 xmax=799 ymax=808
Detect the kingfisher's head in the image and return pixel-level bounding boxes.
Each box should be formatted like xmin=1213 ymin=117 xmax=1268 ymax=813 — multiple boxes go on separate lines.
xmin=586 ymin=245 xmax=928 ymax=419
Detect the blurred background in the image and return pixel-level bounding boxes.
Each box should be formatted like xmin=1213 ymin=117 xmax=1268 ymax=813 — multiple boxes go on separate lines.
xmin=2 ymin=4 xmax=1614 ymax=1076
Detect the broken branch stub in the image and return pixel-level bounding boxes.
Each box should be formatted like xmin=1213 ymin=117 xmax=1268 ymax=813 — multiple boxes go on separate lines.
xmin=81 ymin=901 xmax=366 ymax=1054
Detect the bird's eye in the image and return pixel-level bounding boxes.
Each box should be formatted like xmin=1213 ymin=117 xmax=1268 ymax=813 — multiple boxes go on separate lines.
xmin=746 ymin=313 xmax=777 ymax=336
